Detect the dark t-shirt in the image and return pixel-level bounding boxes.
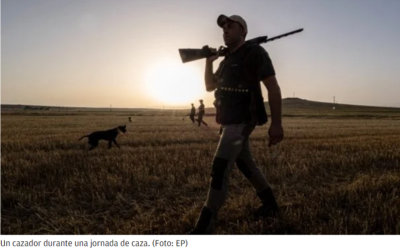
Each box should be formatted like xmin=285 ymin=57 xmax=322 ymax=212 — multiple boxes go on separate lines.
xmin=198 ymin=104 xmax=205 ymax=115
xmin=213 ymin=43 xmax=275 ymax=125
xmin=244 ymin=45 xmax=276 ymax=82
xmin=214 ymin=43 xmax=276 ymax=88
xmin=190 ymin=107 xmax=196 ymax=116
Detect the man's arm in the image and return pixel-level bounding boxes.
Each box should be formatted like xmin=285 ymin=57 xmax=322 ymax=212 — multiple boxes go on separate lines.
xmin=247 ymin=45 xmax=283 ymax=146
xmin=204 ymin=56 xmax=219 ymax=92
xmin=262 ymin=75 xmax=282 ymax=125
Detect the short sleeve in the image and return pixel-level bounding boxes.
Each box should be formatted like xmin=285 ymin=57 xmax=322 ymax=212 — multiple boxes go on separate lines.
xmin=245 ymin=45 xmax=276 ymax=81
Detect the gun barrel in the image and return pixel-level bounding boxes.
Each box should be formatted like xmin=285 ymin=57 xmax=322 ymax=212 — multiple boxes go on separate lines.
xmin=266 ymin=28 xmax=304 ymax=43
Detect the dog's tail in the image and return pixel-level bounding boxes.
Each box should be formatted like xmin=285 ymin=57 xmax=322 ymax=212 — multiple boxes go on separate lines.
xmin=78 ymin=135 xmax=88 ymax=141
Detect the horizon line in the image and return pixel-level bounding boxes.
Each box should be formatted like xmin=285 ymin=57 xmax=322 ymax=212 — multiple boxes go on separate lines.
xmin=2 ymin=97 xmax=400 ymax=110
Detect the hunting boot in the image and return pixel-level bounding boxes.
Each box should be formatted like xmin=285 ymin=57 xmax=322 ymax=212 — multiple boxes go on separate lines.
xmin=188 ymin=206 xmax=216 ymax=234
xmin=255 ymin=187 xmax=280 ymax=218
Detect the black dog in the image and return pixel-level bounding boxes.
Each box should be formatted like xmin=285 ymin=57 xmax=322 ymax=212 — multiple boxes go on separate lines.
xmin=78 ymin=125 xmax=127 ymax=150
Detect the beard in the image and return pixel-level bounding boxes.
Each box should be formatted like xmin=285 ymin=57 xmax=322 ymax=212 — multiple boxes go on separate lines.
xmin=224 ymin=36 xmax=243 ymax=49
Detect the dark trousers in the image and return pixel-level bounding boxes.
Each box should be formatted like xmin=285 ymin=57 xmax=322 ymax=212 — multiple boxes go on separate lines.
xmin=199 ymin=123 xmax=271 ymax=233
xmin=196 ymin=115 xmax=208 ymax=127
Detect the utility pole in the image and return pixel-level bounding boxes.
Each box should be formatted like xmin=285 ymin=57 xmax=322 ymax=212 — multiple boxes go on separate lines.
xmin=333 ymin=96 xmax=335 ymax=110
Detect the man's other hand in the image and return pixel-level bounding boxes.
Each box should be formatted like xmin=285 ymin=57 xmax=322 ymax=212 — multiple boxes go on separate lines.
xmin=268 ymin=123 xmax=284 ymax=147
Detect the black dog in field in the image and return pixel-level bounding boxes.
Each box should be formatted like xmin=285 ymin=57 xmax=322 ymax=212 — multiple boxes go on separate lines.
xmin=78 ymin=125 xmax=127 ymax=150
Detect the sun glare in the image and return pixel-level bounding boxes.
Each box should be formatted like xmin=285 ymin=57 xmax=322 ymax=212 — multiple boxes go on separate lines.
xmin=143 ymin=59 xmax=204 ymax=106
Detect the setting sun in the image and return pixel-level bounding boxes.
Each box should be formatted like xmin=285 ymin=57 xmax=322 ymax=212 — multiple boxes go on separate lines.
xmin=143 ymin=58 xmax=204 ymax=106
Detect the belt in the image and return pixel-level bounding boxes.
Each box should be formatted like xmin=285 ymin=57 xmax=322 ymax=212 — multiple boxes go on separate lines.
xmin=218 ymin=87 xmax=249 ymax=93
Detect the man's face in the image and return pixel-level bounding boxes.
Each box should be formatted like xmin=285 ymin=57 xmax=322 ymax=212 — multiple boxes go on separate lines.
xmin=222 ymin=21 xmax=245 ymax=46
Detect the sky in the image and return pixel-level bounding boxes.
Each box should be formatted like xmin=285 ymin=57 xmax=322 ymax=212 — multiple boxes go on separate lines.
xmin=2 ymin=0 xmax=400 ymax=108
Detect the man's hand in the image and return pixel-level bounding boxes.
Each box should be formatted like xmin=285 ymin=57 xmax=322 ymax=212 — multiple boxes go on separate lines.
xmin=268 ymin=123 xmax=284 ymax=147
xmin=206 ymin=55 xmax=219 ymax=64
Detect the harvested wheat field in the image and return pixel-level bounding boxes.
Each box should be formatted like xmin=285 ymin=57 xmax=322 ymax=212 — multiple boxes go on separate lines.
xmin=1 ymin=104 xmax=400 ymax=234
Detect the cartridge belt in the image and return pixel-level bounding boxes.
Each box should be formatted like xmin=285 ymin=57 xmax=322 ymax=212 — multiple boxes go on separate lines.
xmin=218 ymin=87 xmax=250 ymax=93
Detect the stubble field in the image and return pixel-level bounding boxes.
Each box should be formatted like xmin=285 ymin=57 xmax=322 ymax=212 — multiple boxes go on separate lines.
xmin=1 ymin=110 xmax=400 ymax=234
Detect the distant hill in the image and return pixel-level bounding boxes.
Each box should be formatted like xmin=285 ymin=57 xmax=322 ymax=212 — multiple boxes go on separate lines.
xmin=271 ymin=98 xmax=400 ymax=118
xmin=280 ymin=97 xmax=399 ymax=111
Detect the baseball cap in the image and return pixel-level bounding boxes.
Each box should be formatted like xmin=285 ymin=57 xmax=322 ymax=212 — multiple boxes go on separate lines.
xmin=217 ymin=14 xmax=248 ymax=34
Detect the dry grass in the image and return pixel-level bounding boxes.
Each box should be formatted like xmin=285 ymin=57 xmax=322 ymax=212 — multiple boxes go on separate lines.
xmin=1 ymin=111 xmax=400 ymax=234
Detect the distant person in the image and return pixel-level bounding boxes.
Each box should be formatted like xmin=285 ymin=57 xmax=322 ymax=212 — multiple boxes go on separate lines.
xmin=189 ymin=103 xmax=196 ymax=123
xmin=195 ymin=99 xmax=208 ymax=127
xmin=128 ymin=117 xmax=132 ymax=123
xmin=189 ymin=14 xmax=283 ymax=234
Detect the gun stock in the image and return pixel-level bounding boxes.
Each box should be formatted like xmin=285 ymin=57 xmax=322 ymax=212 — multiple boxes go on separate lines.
xmin=178 ymin=48 xmax=209 ymax=63
xmin=179 ymin=28 xmax=303 ymax=63
xmin=178 ymin=46 xmax=223 ymax=63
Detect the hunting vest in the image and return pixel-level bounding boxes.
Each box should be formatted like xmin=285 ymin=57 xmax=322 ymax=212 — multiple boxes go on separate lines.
xmin=214 ymin=43 xmax=268 ymax=126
